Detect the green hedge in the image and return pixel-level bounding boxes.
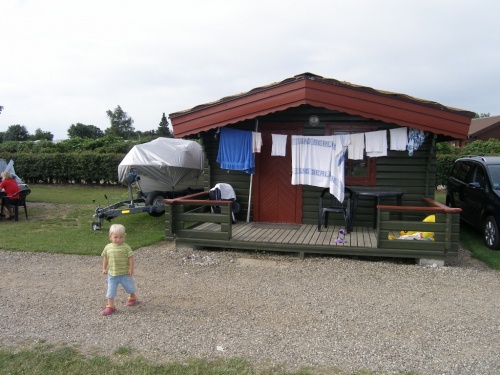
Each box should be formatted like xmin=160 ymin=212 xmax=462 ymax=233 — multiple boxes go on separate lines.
xmin=0 ymin=152 xmax=125 ymax=184
xmin=2 ymin=151 xmax=456 ymax=187
xmin=436 ymin=154 xmax=457 ymax=187
xmin=2 ymin=139 xmax=499 ymax=187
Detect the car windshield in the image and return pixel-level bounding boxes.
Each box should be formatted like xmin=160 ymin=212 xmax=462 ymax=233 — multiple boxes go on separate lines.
xmin=487 ymin=164 xmax=500 ymax=189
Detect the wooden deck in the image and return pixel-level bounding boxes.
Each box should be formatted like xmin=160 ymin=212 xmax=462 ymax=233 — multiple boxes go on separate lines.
xmin=179 ymin=221 xmax=384 ymax=258
xmin=166 ymin=194 xmax=461 ymax=261
xmin=193 ymin=222 xmax=378 ymax=248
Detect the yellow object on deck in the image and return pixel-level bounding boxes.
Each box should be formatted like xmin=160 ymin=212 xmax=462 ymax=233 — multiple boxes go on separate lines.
xmin=389 ymin=215 xmax=435 ymax=241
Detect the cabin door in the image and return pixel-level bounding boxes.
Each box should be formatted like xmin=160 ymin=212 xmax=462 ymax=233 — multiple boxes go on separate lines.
xmin=253 ymin=123 xmax=302 ymax=224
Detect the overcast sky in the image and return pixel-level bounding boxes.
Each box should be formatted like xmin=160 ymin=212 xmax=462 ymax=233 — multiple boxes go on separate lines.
xmin=1 ymin=0 xmax=499 ymax=140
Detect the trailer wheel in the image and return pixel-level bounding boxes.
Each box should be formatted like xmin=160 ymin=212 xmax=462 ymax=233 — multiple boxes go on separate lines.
xmin=91 ymin=222 xmax=101 ymax=231
xmin=146 ymin=191 xmax=166 ymax=217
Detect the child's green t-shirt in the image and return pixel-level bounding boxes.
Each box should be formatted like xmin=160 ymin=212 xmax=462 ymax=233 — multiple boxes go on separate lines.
xmin=101 ymin=243 xmax=134 ymax=276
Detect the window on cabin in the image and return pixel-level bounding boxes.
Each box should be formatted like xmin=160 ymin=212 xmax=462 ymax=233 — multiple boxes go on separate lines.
xmin=325 ymin=123 xmax=378 ymax=186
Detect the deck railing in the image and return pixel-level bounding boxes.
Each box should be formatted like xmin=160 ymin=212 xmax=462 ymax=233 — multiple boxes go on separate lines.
xmin=164 ymin=193 xmax=462 ymax=260
xmin=376 ymin=198 xmax=461 ymax=257
xmin=164 ymin=191 xmax=233 ymax=241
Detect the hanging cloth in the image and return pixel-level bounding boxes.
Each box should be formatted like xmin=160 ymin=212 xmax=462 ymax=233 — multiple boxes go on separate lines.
xmin=291 ymin=135 xmax=333 ymax=189
xmin=407 ymin=128 xmax=426 ymax=156
xmin=291 ymin=135 xmax=350 ymax=202
xmin=329 ymin=134 xmax=350 ymax=203
xmin=365 ymin=130 xmax=388 ymax=157
xmin=271 ymin=134 xmax=287 ymax=156
xmin=217 ymin=127 xmax=255 ymax=174
xmin=389 ymin=127 xmax=408 ymax=151
xmin=348 ymin=132 xmax=365 ymax=160
xmin=252 ymin=132 xmax=263 ymax=153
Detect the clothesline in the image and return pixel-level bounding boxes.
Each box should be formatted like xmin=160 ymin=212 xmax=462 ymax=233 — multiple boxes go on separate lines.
xmin=255 ymin=127 xmax=425 ymax=158
xmin=216 ymin=126 xmax=427 ymax=202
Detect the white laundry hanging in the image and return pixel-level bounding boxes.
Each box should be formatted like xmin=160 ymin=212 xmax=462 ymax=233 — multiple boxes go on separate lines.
xmin=365 ymin=130 xmax=387 ymax=157
xmin=330 ymin=134 xmax=350 ymax=203
xmin=291 ymin=135 xmax=333 ymax=189
xmin=252 ymin=131 xmax=262 ymax=153
xmin=348 ymin=132 xmax=365 ymax=160
xmin=389 ymin=127 xmax=408 ymax=151
xmin=291 ymin=135 xmax=350 ymax=203
xmin=271 ymin=134 xmax=287 ymax=156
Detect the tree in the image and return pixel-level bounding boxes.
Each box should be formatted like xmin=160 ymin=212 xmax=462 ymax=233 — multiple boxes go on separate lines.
xmin=30 ymin=128 xmax=54 ymax=141
xmin=104 ymin=105 xmax=135 ymax=139
xmin=157 ymin=113 xmax=173 ymax=137
xmin=139 ymin=130 xmax=156 ymax=138
xmin=68 ymin=123 xmax=104 ymax=139
xmin=474 ymin=113 xmax=490 ymax=118
xmin=0 ymin=106 xmax=3 ymax=114
xmin=4 ymin=124 xmax=30 ymax=141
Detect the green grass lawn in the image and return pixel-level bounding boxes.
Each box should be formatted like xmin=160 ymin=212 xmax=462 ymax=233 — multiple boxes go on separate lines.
xmin=459 ymin=222 xmax=500 ymax=269
xmin=0 ymin=342 xmax=326 ymax=375
xmin=0 ymin=185 xmax=166 ymax=255
xmin=0 ymin=341 xmax=415 ymax=375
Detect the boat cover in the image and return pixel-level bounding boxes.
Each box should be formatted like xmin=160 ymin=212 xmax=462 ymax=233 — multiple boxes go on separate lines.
xmin=118 ymin=138 xmax=204 ymax=192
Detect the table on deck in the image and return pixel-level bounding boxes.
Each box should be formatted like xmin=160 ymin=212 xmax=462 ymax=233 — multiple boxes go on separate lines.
xmin=346 ymin=186 xmax=404 ymax=231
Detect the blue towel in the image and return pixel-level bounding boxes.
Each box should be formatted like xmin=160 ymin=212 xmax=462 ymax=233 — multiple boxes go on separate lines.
xmin=217 ymin=127 xmax=255 ymax=174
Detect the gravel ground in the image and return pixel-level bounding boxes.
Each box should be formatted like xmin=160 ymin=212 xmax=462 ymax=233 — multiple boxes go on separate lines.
xmin=0 ymin=242 xmax=499 ymax=375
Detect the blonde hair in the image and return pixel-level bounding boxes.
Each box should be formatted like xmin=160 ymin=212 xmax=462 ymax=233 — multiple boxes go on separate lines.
xmin=109 ymin=224 xmax=126 ymax=235
xmin=1 ymin=171 xmax=13 ymax=180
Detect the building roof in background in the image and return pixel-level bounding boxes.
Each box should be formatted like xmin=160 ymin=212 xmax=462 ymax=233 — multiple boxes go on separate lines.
xmin=468 ymin=115 xmax=500 ymax=137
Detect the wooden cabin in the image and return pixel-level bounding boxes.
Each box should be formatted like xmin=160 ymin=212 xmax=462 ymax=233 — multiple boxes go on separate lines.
xmin=166 ymin=73 xmax=475 ymax=264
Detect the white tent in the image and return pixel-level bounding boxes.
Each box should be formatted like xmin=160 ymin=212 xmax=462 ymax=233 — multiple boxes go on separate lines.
xmin=118 ymin=138 xmax=204 ymax=193
xmin=0 ymin=159 xmax=23 ymax=184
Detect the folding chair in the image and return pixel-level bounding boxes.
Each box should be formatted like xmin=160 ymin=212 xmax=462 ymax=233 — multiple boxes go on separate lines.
xmin=317 ymin=188 xmax=349 ymax=232
xmin=1 ymin=187 xmax=31 ymax=221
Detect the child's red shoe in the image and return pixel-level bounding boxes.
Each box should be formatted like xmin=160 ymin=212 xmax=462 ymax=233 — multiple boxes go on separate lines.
xmin=101 ymin=305 xmax=116 ymax=315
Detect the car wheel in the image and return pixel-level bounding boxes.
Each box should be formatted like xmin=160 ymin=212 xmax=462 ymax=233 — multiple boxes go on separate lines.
xmin=483 ymin=216 xmax=500 ymax=250
xmin=146 ymin=191 xmax=166 ymax=217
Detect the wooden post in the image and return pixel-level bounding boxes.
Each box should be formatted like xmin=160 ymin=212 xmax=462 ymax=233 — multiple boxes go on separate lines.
xmin=164 ymin=202 xmax=174 ymax=240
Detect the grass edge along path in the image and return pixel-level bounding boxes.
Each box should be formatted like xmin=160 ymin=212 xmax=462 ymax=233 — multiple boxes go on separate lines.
xmin=0 ymin=341 xmax=421 ymax=375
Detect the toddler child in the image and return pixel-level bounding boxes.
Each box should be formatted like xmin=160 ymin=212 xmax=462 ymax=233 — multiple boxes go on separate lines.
xmin=101 ymin=224 xmax=137 ymax=315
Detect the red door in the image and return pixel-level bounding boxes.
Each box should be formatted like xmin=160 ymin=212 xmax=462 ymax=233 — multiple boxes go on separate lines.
xmin=253 ymin=123 xmax=302 ymax=223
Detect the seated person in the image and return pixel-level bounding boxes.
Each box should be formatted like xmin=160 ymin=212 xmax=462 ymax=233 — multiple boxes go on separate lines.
xmin=0 ymin=171 xmax=20 ymax=220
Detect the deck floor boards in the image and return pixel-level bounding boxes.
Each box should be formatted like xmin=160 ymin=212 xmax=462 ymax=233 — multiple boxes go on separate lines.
xmin=174 ymin=212 xmax=457 ymax=260
xmin=189 ymin=222 xmax=378 ymax=249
